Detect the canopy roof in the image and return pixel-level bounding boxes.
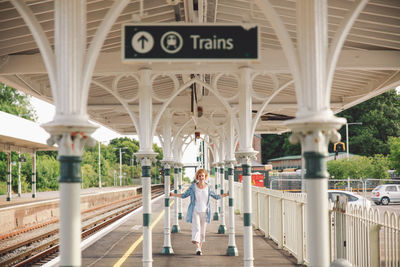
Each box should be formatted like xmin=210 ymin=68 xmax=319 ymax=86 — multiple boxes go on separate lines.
xmin=0 ymin=0 xmax=399 ymax=141
xmin=0 ymin=111 xmax=56 ymax=153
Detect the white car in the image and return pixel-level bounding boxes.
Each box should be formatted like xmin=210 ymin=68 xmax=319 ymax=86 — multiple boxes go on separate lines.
xmin=371 ymin=184 xmax=400 ymax=205
xmin=328 ymin=190 xmax=372 ymax=209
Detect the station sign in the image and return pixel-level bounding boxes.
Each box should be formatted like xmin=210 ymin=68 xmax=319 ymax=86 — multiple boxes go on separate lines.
xmin=122 ymin=24 xmax=259 ymax=61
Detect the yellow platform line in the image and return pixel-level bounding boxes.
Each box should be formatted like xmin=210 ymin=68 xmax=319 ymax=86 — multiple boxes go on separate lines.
xmin=113 ymin=200 xmax=174 ymax=267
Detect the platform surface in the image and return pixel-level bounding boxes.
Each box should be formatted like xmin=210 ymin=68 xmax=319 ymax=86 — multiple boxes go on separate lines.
xmin=82 ymin=195 xmax=302 ymax=267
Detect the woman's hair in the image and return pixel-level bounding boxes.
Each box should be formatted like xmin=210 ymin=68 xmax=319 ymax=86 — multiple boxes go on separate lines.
xmin=194 ymin=169 xmax=208 ymax=181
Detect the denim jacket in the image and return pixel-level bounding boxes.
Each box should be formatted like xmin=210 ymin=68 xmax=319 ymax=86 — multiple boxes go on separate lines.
xmin=181 ymin=182 xmax=221 ymax=223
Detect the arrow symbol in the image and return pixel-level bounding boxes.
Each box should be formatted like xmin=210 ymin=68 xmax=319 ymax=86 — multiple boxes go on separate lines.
xmin=138 ymin=35 xmax=148 ymax=49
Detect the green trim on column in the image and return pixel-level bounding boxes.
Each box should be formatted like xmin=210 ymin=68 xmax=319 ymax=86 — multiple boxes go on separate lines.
xmin=174 ymin=168 xmax=178 ymax=174
xmin=218 ymin=225 xmax=226 ymax=234
xmin=228 ymin=168 xmax=233 ymax=175
xmin=213 ymin=212 xmax=219 ymax=220
xmin=178 ymin=185 xmax=182 ymax=189
xmin=242 ymin=164 xmax=250 ymax=176
xmin=6 ymin=197 xmax=10 ymax=201
xmin=32 ymin=181 xmax=36 ymax=184
xmin=7 ymin=182 xmax=10 ymax=185
xmin=178 ymin=213 xmax=183 ymax=220
xmin=220 ymin=189 xmax=224 ymax=195
xmin=165 ymin=168 xmax=170 ymax=176
xmin=58 ymin=156 xmax=82 ymax=183
xmin=229 ymin=198 xmax=233 ymax=206
xmin=164 ymin=198 xmax=170 ymax=207
xmin=32 ymin=194 xmax=36 ymax=198
xmin=304 ymin=152 xmax=329 ymax=179
xmin=171 ymin=225 xmax=180 ymax=233
xmin=244 ymin=213 xmax=251 ymax=226
xmin=161 ymin=246 xmax=174 ymax=254
xmin=143 ymin=213 xmax=151 ymax=227
xmin=220 ymin=168 xmax=224 ymax=174
xmin=179 ymin=168 xmax=182 ymax=173
xmin=174 ymin=189 xmax=177 ymax=193
xmin=142 ymin=166 xmax=151 ymax=177
xmin=226 ymin=246 xmax=239 ymax=256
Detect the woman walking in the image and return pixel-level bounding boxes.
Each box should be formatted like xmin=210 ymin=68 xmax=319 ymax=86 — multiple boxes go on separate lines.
xmin=170 ymin=168 xmax=229 ymax=255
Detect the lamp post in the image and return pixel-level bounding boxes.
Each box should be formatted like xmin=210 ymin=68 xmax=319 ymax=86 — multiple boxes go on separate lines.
xmin=98 ymin=142 xmax=102 ymax=188
xmin=345 ymin=122 xmax=362 ymax=159
xmin=114 ymin=147 xmax=128 ymax=186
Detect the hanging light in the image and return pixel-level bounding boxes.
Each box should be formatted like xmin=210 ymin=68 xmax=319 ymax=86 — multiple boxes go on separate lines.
xmin=197 ymin=106 xmax=203 ymax=117
xmin=195 ymin=132 xmax=200 ymax=139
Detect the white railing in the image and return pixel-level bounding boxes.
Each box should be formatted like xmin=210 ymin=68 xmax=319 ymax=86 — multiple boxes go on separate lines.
xmin=331 ymin=200 xmax=400 ymax=267
xmin=233 ymin=182 xmax=400 ymax=266
xmin=233 ymin=182 xmax=307 ymax=264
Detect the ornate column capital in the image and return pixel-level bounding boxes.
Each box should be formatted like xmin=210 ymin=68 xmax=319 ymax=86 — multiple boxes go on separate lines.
xmin=161 ymin=160 xmax=175 ymax=169
xmin=224 ymin=159 xmax=236 ymax=166
xmin=135 ymin=152 xmax=158 ymax=166
xmin=47 ymin=131 xmax=96 ymax=156
xmin=235 ymin=151 xmax=258 ymax=165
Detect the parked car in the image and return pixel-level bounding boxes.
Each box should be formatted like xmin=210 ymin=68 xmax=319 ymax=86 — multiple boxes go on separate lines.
xmin=371 ymin=184 xmax=400 ymax=205
xmin=328 ymin=190 xmax=372 ymax=209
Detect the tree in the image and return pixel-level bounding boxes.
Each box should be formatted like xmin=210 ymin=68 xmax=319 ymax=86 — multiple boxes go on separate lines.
xmin=337 ymin=89 xmax=400 ymax=156
xmin=388 ymin=137 xmax=400 ymax=174
xmin=261 ymin=89 xmax=399 ymax=162
xmin=0 ymin=83 xmax=37 ymax=121
xmin=327 ymin=155 xmax=389 ymax=180
xmin=261 ymin=132 xmax=300 ymax=163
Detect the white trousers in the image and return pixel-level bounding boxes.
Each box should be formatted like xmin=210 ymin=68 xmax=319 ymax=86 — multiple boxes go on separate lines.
xmin=192 ymin=211 xmax=207 ymax=243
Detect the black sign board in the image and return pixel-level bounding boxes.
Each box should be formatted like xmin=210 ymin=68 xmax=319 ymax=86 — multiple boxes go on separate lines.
xmin=123 ymin=24 xmax=259 ymax=61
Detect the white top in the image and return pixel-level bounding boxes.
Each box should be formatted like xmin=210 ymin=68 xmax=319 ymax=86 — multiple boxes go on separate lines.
xmin=194 ymin=184 xmax=209 ymax=213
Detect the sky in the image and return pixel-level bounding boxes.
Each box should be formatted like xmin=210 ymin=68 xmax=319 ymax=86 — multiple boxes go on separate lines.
xmin=30 ymin=97 xmax=197 ymax=178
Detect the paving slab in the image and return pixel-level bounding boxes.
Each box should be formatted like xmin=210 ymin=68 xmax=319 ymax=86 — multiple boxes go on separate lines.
xmin=82 ymin=194 xmax=303 ymax=267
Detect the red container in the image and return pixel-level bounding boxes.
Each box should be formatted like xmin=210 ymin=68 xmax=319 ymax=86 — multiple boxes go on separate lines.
xmin=239 ymin=173 xmax=264 ymax=187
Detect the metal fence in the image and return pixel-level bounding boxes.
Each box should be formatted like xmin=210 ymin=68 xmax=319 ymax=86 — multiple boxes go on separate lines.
xmin=232 ymin=182 xmax=400 ymax=266
xmin=269 ymin=178 xmax=400 ymax=193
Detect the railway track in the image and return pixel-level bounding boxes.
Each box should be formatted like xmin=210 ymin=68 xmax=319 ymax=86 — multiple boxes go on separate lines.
xmin=0 ymin=188 xmax=165 ymax=267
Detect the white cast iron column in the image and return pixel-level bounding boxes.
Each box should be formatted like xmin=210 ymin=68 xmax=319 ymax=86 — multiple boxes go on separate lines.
xmin=178 ymin=164 xmax=183 ymax=220
xmin=218 ymin=163 xmax=227 ymax=234
xmin=226 ymin=161 xmax=238 ymax=255
xmin=225 ymin=116 xmax=238 ymax=255
xmin=135 ymin=68 xmax=157 ymax=267
xmin=18 ymin=152 xmax=22 ymax=197
xmin=285 ymin=1 xmax=346 ymax=266
xmin=213 ymin=164 xmax=220 ymax=221
xmin=32 ymin=150 xmax=36 ymax=198
xmin=171 ymin=163 xmax=180 ymax=233
xmin=161 ymin=162 xmax=174 ymax=254
xmin=236 ymin=66 xmax=257 ymax=267
xmin=161 ymin=111 xmax=174 ymax=254
xmin=42 ymin=2 xmax=98 ymax=265
xmin=6 ymin=152 xmax=11 ymax=201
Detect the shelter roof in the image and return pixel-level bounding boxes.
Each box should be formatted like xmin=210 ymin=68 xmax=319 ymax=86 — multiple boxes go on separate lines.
xmin=0 ymin=0 xmax=399 ymax=141
xmin=0 ymin=111 xmax=56 ymax=153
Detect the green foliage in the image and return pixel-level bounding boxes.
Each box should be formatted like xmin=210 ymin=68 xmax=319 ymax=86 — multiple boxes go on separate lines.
xmin=81 ymin=164 xmax=97 ymax=188
xmin=261 ymin=132 xmax=301 ymax=163
xmin=0 ymin=182 xmax=6 ymax=195
xmin=0 ymin=83 xmax=37 ymax=121
xmin=388 ymin=137 xmax=400 ymax=173
xmin=337 ymin=89 xmax=400 ymax=156
xmin=261 ymin=89 xmax=399 ymax=163
xmin=109 ymin=137 xmax=140 ymax=165
xmin=36 ymin=155 xmax=60 ymax=191
xmin=327 ymin=155 xmax=390 ymax=179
